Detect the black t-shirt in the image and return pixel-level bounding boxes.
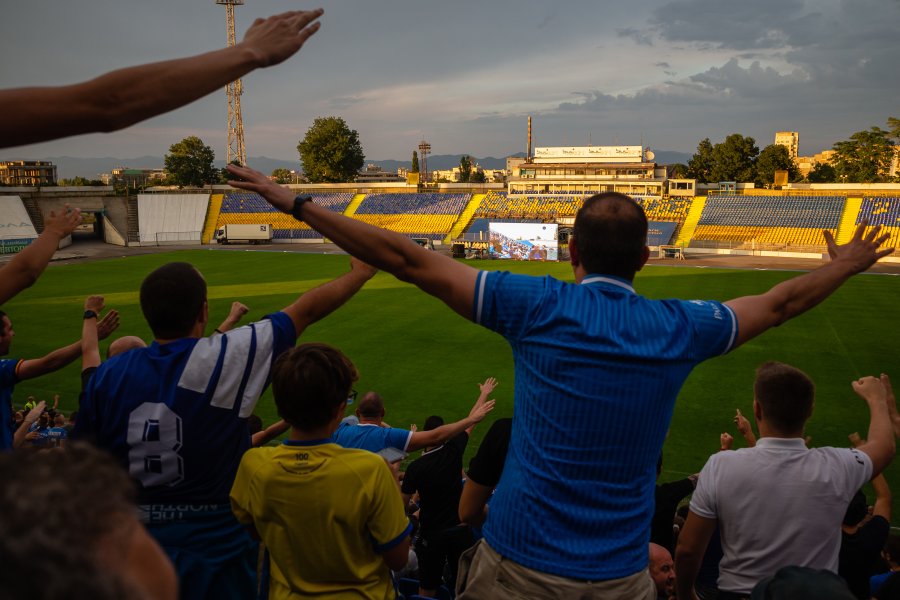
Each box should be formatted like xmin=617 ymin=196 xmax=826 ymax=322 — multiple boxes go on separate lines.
xmin=839 ymin=515 xmax=891 ymax=599
xmin=402 ymin=432 xmax=468 ymax=534
xmin=651 ymin=477 xmax=696 ymax=554
xmin=466 ymin=418 xmax=512 ymax=487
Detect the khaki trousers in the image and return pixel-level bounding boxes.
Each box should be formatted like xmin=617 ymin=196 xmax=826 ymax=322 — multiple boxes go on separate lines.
xmin=456 ymin=539 xmax=657 ymax=600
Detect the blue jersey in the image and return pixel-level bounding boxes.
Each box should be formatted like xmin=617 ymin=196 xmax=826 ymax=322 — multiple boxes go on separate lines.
xmin=0 ymin=359 xmax=21 ymax=450
xmin=74 ymin=313 xmax=295 ymax=505
xmin=45 ymin=426 xmax=68 ymax=447
xmin=473 ymin=271 xmax=737 ymax=580
xmin=332 ymin=422 xmax=412 ymax=453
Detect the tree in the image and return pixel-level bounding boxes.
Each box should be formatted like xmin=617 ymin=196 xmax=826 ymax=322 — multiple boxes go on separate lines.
xmin=754 ymin=144 xmax=800 ymax=186
xmin=669 ymin=163 xmax=689 ymax=179
xmin=458 ymin=155 xmax=472 ymax=183
xmin=58 ymin=176 xmax=103 ymax=186
xmin=164 ymin=136 xmax=216 ymax=188
xmin=470 ymin=169 xmax=487 ymax=183
xmin=887 ymin=116 xmax=900 ymax=140
xmin=832 ymin=127 xmax=895 ymax=183
xmin=271 ymin=168 xmax=293 ymax=184
xmin=806 ymin=162 xmax=836 ymax=183
xmin=686 ymin=138 xmax=715 ymax=183
xmin=710 ymin=134 xmax=758 ymax=183
xmin=410 ymin=151 xmax=419 ymax=173
xmin=297 ymin=117 xmax=365 ymax=183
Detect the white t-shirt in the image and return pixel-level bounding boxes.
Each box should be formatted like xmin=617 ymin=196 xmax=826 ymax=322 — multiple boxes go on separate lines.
xmin=690 ymin=437 xmax=872 ymax=594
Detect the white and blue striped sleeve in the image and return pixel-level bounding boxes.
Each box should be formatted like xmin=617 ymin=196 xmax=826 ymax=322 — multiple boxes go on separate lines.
xmin=684 ymin=299 xmax=738 ymax=360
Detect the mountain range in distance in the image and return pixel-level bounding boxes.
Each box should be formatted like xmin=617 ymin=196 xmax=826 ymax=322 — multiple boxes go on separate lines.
xmin=15 ymin=150 xmax=693 ymax=180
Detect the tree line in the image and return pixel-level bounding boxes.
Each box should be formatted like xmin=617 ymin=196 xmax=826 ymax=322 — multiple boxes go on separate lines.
xmin=678 ymin=117 xmax=899 ymax=185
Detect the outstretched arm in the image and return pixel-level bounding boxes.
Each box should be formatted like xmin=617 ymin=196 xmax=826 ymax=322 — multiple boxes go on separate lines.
xmin=852 ymin=375 xmax=896 ymax=478
xmin=281 ymin=256 xmax=377 ymax=336
xmin=21 ymin=309 xmax=119 ymax=381
xmin=12 ymin=400 xmax=45 ymax=449
xmin=466 ymin=377 xmax=497 ymax=435
xmin=408 ymin=393 xmax=496 ymax=452
xmin=81 ymin=295 xmax=105 ymax=371
xmin=227 ymin=164 xmax=480 ymax=319
xmin=0 ymin=206 xmax=81 ymax=305
xmin=0 ymin=10 xmax=323 ymax=148
xmin=725 ymin=223 xmax=892 ymax=348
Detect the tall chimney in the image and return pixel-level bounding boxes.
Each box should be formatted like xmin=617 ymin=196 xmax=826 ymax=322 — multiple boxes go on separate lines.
xmin=527 ymin=116 xmax=532 ymax=160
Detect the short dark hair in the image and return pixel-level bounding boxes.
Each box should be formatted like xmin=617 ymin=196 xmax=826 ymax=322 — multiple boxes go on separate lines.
xmin=423 ymin=415 xmax=444 ymax=431
xmin=0 ymin=310 xmax=7 ymax=335
xmin=272 ymin=343 xmax=358 ymax=432
xmin=573 ymin=193 xmax=648 ymax=279
xmin=139 ymin=262 xmax=206 ymax=339
xmin=754 ymin=361 xmax=815 ymax=433
xmin=0 ymin=443 xmax=141 ymax=598
xmin=357 ymin=391 xmax=384 ymax=419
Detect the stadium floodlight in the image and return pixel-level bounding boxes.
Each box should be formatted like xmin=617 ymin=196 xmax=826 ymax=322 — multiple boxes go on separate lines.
xmin=216 ymin=0 xmax=247 ymax=166
xmin=418 ymin=140 xmax=431 ymax=184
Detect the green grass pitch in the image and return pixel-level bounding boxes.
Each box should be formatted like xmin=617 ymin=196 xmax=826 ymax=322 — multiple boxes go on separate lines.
xmin=5 ymin=249 xmax=900 ymax=513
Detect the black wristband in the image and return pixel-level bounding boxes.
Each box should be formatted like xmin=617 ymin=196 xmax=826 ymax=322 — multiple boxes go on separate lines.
xmin=291 ymin=195 xmax=313 ymax=221
xmin=83 ymin=310 xmax=98 ymax=320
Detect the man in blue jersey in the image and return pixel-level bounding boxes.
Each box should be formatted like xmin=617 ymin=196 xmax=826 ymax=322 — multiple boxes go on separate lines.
xmin=227 ymin=163 xmax=893 ymax=598
xmin=74 ymin=258 xmax=376 ymax=600
xmin=333 ymin=387 xmax=495 ymax=453
xmin=0 ymin=307 xmax=117 ymax=450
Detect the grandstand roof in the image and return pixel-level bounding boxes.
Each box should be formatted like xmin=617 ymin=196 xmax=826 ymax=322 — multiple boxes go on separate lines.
xmin=519 ymin=161 xmax=652 ymax=168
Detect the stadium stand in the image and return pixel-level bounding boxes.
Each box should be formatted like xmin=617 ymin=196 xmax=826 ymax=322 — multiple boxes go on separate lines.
xmin=351 ymin=193 xmax=470 ymax=241
xmin=215 ymin=191 xmax=354 ymax=241
xmin=692 ymin=194 xmax=845 ymax=248
xmin=0 ymin=196 xmax=38 ymax=254
xmin=136 ymin=194 xmax=209 ymax=245
xmin=857 ymin=197 xmax=900 ymax=249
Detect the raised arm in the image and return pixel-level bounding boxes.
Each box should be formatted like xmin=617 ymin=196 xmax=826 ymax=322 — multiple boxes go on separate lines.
xmin=227 ymin=164 xmax=480 ymax=319
xmin=733 ymin=408 xmax=756 ymax=447
xmin=0 ymin=206 xmax=81 ymax=305
xmin=12 ymin=400 xmax=45 ymax=449
xmin=20 ymin=308 xmax=118 ymax=381
xmin=215 ymin=301 xmax=249 ymax=334
xmin=0 ymin=10 xmax=323 ymax=148
xmin=466 ymin=377 xmax=497 ymax=435
xmin=282 ymin=256 xmax=377 ymax=335
xmin=852 ymin=375 xmax=896 ymax=478
xmin=251 ymin=420 xmax=290 ymax=447
xmin=81 ymin=295 xmax=105 ymax=371
xmin=407 ymin=394 xmax=496 ymax=452
xmin=882 ymin=373 xmax=900 ymax=439
xmin=724 ymin=223 xmax=892 ymax=348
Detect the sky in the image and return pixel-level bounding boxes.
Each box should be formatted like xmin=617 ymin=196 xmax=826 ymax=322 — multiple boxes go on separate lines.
xmin=2 ymin=0 xmax=898 ymax=164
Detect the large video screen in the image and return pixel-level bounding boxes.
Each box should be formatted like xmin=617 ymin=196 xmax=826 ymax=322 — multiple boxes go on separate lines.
xmin=488 ymin=222 xmax=558 ymax=261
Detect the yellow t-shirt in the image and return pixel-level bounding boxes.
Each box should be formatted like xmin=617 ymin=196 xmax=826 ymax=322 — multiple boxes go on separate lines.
xmin=231 ymin=440 xmax=411 ymax=600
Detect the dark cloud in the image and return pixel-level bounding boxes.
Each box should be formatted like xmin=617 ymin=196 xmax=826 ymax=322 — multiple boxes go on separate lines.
xmin=655 ymin=61 xmax=671 ymax=68
xmin=616 ymin=27 xmax=654 ymax=46
xmin=330 ymin=96 xmax=364 ymax=110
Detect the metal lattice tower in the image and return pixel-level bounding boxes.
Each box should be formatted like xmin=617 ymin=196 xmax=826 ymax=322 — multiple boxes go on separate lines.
xmin=216 ymin=0 xmax=246 ymax=165
xmin=417 ymin=140 xmax=431 ymax=183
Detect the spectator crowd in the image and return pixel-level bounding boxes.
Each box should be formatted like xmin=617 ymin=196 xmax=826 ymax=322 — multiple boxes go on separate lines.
xmin=2 ymin=6 xmax=900 ymax=600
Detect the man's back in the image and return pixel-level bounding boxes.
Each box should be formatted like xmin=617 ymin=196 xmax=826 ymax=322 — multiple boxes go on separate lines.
xmin=76 ymin=314 xmax=294 ymax=504
xmin=690 ymin=439 xmax=872 ymax=593
xmin=402 ymin=432 xmax=467 ymax=533
xmin=475 ymin=271 xmax=737 ymax=580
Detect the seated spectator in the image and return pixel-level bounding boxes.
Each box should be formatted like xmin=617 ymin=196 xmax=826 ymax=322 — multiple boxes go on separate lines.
xmin=0 ymin=442 xmax=176 ymax=600
xmin=839 ymin=433 xmax=891 ymax=599
xmin=649 ymin=543 xmax=676 ymax=600
xmin=333 ymin=388 xmax=494 ymax=454
xmin=676 ymin=366 xmax=896 ymax=599
xmin=401 ymin=378 xmax=495 ymax=597
xmin=230 ymin=343 xmax=411 ymax=599
xmin=870 ymin=536 xmax=900 ymax=596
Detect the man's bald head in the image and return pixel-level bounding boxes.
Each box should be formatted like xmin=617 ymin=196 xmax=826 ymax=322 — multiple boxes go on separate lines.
xmin=356 ymin=391 xmax=385 ymax=420
xmin=649 ymin=543 xmax=675 ymax=598
xmin=107 ymin=336 xmax=147 ymax=359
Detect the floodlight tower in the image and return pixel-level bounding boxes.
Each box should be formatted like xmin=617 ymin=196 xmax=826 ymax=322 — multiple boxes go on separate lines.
xmin=216 ymin=0 xmax=247 ymax=165
xmin=418 ymin=140 xmax=431 ymax=183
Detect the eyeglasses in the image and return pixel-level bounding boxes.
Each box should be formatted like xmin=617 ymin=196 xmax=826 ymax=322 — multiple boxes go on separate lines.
xmin=347 ymin=389 xmax=358 ymax=404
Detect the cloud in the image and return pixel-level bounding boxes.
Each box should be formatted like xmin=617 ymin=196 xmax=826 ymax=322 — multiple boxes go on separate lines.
xmin=616 ymin=27 xmax=654 ymax=46
xmin=330 ymin=96 xmax=365 ymax=110
xmin=655 ymin=61 xmax=671 ymax=68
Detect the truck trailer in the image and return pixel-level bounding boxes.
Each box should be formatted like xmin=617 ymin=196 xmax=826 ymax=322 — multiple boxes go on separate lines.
xmin=215 ymin=224 xmax=273 ymax=244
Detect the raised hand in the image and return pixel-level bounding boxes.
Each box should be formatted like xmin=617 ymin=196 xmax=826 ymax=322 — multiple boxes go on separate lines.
xmin=733 ymin=409 xmax=752 ymax=436
xmin=468 ymin=399 xmax=496 ymax=423
xmin=852 ymin=375 xmax=888 ymax=405
xmin=720 ymin=432 xmax=733 ymax=451
xmin=479 ymin=377 xmax=498 ymax=397
xmin=84 ymin=295 xmax=104 ymax=313
xmin=823 ymin=220 xmax=894 ymax=274
xmin=227 ymin=164 xmax=295 ymax=212
xmin=96 ymin=310 xmax=120 ymax=340
xmin=240 ymin=9 xmax=324 ymax=68
xmin=43 ymin=204 xmax=82 ymax=238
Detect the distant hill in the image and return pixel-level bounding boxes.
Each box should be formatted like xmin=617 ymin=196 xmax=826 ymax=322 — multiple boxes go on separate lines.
xmin=20 ymin=149 xmax=692 ymax=180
